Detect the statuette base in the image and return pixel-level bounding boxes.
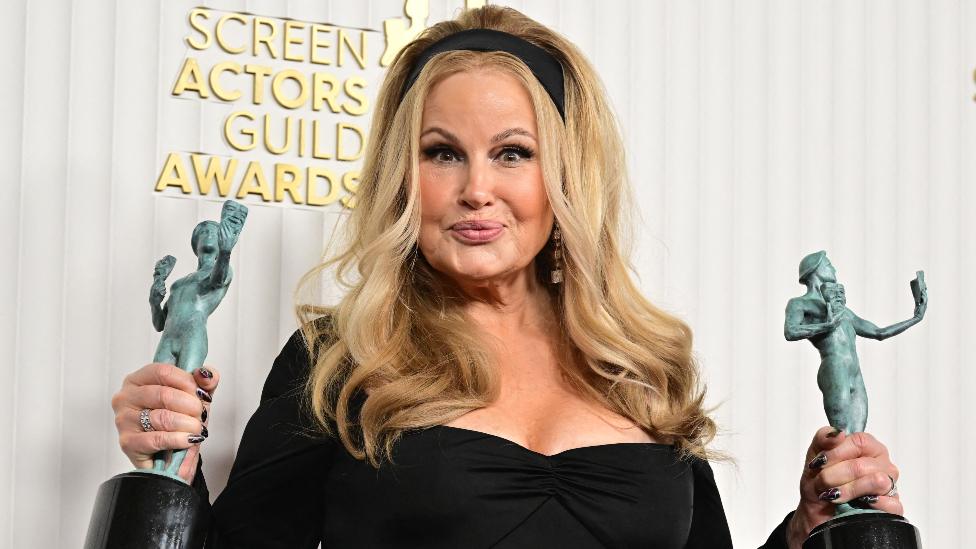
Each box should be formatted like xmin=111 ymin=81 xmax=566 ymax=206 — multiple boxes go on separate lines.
xmin=803 ymin=512 xmax=921 ymax=549
xmin=84 ymin=471 xmax=208 ymax=549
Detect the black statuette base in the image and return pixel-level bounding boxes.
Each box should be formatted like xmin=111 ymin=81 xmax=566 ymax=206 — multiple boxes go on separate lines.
xmin=85 ymin=471 xmax=209 ymax=549
xmin=803 ymin=512 xmax=921 ymax=549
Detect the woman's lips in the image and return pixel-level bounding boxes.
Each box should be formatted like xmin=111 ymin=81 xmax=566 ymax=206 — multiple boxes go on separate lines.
xmin=451 ymin=220 xmax=504 ymax=243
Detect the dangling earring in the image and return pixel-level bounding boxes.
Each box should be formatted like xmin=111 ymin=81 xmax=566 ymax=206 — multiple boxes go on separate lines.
xmin=550 ymin=223 xmax=563 ymax=284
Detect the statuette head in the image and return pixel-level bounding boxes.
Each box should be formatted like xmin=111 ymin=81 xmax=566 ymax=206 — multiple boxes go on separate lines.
xmin=190 ymin=221 xmax=219 ymax=256
xmin=799 ymin=250 xmax=836 ymax=284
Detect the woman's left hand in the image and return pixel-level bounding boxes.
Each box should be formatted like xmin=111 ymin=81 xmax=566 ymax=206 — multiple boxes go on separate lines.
xmin=786 ymin=426 xmax=902 ymax=549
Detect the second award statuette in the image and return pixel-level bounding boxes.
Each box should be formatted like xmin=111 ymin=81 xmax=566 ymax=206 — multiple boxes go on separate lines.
xmin=85 ymin=200 xmax=249 ymax=549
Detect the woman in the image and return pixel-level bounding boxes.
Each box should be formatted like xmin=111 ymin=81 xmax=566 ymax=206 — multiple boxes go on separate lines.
xmin=112 ymin=6 xmax=902 ymax=548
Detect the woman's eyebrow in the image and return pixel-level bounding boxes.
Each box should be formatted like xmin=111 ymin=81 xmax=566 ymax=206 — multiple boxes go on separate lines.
xmin=419 ymin=127 xmax=459 ymax=143
xmin=419 ymin=126 xmax=537 ymax=144
xmin=489 ymin=127 xmax=536 ymax=143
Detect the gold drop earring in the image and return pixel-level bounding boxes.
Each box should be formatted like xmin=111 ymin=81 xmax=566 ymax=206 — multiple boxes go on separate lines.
xmin=550 ymin=223 xmax=563 ymax=284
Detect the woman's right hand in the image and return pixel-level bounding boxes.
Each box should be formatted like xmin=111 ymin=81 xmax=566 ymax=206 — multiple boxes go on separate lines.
xmin=787 ymin=427 xmax=902 ymax=548
xmin=111 ymin=363 xmax=219 ymax=483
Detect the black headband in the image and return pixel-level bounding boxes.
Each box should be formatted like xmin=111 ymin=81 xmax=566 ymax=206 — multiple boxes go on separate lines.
xmin=399 ymin=28 xmax=566 ymax=121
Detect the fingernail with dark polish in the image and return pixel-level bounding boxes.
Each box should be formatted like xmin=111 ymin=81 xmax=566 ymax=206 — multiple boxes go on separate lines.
xmin=188 ymin=435 xmax=206 ymax=444
xmin=808 ymin=453 xmax=828 ymax=470
xmin=201 ymin=408 xmax=208 ymax=423
xmin=201 ymin=427 xmax=209 ymax=438
xmin=857 ymin=495 xmax=879 ymax=505
xmin=819 ymin=488 xmax=841 ymax=502
xmin=197 ymin=368 xmax=213 ymax=379
xmin=827 ymin=427 xmax=843 ymax=438
xmin=196 ymin=388 xmax=213 ymax=403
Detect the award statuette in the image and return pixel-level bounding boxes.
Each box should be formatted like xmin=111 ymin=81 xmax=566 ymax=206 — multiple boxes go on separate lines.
xmin=784 ymin=251 xmax=926 ymax=549
xmin=85 ymin=200 xmax=249 ymax=549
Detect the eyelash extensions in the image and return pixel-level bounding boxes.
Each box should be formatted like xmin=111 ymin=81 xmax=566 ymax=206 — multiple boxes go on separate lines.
xmin=422 ymin=144 xmax=536 ymax=163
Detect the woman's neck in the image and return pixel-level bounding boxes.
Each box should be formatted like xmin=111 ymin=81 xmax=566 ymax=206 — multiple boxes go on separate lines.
xmin=460 ymin=263 xmax=556 ymax=338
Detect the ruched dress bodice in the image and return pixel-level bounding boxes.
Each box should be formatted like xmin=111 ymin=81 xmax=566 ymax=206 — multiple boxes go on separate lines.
xmin=199 ymin=329 xmax=792 ymax=548
xmin=324 ymin=424 xmax=706 ymax=548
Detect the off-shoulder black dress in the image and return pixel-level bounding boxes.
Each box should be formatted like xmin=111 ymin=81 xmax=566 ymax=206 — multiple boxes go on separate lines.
xmin=195 ymin=330 xmax=793 ymax=548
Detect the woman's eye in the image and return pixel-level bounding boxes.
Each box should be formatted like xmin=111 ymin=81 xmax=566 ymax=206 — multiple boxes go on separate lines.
xmin=423 ymin=146 xmax=461 ymax=164
xmin=498 ymin=146 xmax=535 ymax=164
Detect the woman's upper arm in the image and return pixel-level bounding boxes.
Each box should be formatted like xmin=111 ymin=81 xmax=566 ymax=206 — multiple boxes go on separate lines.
xmin=206 ymin=327 xmax=338 ymax=548
xmin=683 ymin=458 xmax=794 ymax=548
xmin=684 ymin=458 xmax=733 ymax=549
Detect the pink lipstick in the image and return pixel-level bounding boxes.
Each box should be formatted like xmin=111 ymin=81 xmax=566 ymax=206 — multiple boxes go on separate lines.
xmin=451 ymin=220 xmax=504 ymax=243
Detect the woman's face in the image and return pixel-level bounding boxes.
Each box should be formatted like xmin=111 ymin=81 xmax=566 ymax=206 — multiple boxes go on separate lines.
xmin=417 ymin=68 xmax=554 ymax=287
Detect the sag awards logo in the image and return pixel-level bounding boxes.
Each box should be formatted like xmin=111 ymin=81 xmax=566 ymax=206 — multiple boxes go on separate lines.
xmin=154 ymin=0 xmax=485 ymax=209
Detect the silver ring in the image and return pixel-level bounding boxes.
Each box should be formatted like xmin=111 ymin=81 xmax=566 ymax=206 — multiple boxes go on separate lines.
xmin=885 ymin=474 xmax=898 ymax=497
xmin=139 ymin=408 xmax=155 ymax=432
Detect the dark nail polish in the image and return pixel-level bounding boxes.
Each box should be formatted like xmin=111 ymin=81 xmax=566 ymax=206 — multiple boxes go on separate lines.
xmin=857 ymin=495 xmax=879 ymax=505
xmin=201 ymin=427 xmax=209 ymax=438
xmin=808 ymin=453 xmax=827 ymax=470
xmin=201 ymin=408 xmax=208 ymax=423
xmin=197 ymin=368 xmax=214 ymax=379
xmin=826 ymin=427 xmax=843 ymax=438
xmin=196 ymin=387 xmax=213 ymax=403
xmin=188 ymin=435 xmax=206 ymax=444
xmin=818 ymin=488 xmax=841 ymax=502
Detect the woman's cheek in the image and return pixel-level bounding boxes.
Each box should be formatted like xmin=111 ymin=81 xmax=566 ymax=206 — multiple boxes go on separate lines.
xmin=419 ymin=171 xmax=456 ymax=215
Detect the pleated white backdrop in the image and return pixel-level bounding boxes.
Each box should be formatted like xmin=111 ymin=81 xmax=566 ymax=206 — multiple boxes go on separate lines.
xmin=2 ymin=0 xmax=974 ymax=547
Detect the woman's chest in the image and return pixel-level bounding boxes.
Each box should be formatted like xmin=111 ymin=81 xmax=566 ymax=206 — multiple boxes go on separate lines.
xmin=322 ymin=427 xmax=693 ymax=549
xmin=444 ymin=366 xmax=657 ymax=457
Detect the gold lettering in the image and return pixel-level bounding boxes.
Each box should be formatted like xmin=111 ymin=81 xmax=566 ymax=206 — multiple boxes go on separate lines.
xmin=155 ymin=153 xmax=192 ymax=193
xmin=312 ymin=72 xmax=340 ymax=112
xmin=337 ymin=123 xmax=364 ymax=161
xmin=337 ymin=28 xmax=367 ymax=69
xmin=253 ymin=17 xmax=279 ymax=58
xmin=275 ymin=163 xmax=304 ymax=203
xmin=283 ymin=20 xmax=307 ymax=62
xmin=243 ymin=64 xmax=272 ymax=105
xmin=186 ymin=8 xmax=212 ymax=50
xmin=190 ymin=154 xmax=238 ymax=197
xmin=264 ymin=115 xmax=294 ymax=155
xmin=224 ymin=111 xmax=257 ymax=151
xmin=171 ymin=57 xmax=210 ymax=98
xmin=307 ymin=166 xmax=340 ymax=206
xmin=215 ymin=13 xmax=247 ymax=54
xmin=310 ymin=24 xmax=333 ymax=65
xmin=271 ymin=69 xmax=309 ymax=110
xmin=312 ymin=119 xmax=331 ymax=160
xmin=237 ymin=161 xmax=273 ymax=201
xmin=340 ymin=171 xmax=360 ymax=209
xmin=298 ymin=118 xmax=307 ymax=158
xmin=209 ymin=61 xmax=242 ymax=101
xmin=343 ymin=76 xmax=368 ymax=115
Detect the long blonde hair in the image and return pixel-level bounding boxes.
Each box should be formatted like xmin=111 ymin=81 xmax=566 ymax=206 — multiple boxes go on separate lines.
xmin=296 ymin=5 xmax=717 ymax=468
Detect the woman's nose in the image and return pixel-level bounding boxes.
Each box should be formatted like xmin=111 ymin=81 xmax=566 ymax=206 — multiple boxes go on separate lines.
xmin=458 ymin=157 xmax=494 ymax=209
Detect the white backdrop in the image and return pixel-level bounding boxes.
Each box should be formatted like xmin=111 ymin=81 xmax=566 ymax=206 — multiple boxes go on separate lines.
xmin=2 ymin=0 xmax=974 ymax=547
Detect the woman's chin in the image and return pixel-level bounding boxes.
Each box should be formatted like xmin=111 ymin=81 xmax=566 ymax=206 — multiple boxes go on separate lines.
xmin=449 ymin=266 xmax=507 ymax=282
xmin=424 ymin=248 xmax=530 ymax=284
xmin=441 ymin=259 xmax=520 ymax=284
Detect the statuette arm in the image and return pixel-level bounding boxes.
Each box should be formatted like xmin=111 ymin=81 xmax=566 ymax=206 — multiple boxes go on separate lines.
xmin=150 ymin=255 xmax=176 ymax=332
xmin=851 ymin=312 xmax=921 ymax=341
xmin=784 ymin=301 xmax=840 ymax=341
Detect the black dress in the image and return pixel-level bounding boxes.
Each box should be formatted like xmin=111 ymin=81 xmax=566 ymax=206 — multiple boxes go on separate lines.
xmin=197 ymin=330 xmax=793 ymax=548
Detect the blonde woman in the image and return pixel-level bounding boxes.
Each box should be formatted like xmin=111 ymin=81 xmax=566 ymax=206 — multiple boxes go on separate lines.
xmin=112 ymin=6 xmax=903 ymax=548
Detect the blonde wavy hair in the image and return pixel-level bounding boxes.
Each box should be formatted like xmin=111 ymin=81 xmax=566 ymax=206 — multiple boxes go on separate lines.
xmin=296 ymin=5 xmax=718 ymax=468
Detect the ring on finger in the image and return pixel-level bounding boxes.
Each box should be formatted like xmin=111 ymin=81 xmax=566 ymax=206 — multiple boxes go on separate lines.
xmin=139 ymin=408 xmax=155 ymax=432
xmin=885 ymin=474 xmax=898 ymax=497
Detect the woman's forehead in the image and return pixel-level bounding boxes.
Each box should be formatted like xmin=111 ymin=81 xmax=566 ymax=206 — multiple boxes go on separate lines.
xmin=422 ymin=69 xmax=536 ymax=127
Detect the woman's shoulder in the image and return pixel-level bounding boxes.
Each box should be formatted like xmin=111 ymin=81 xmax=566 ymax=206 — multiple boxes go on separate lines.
xmin=262 ymin=315 xmax=337 ymax=401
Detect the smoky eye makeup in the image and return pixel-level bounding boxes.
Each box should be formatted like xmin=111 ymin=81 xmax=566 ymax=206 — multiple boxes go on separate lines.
xmin=499 ymin=144 xmax=535 ymax=159
xmin=419 ymin=140 xmax=537 ymax=167
xmin=422 ymin=144 xmax=462 ymax=163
